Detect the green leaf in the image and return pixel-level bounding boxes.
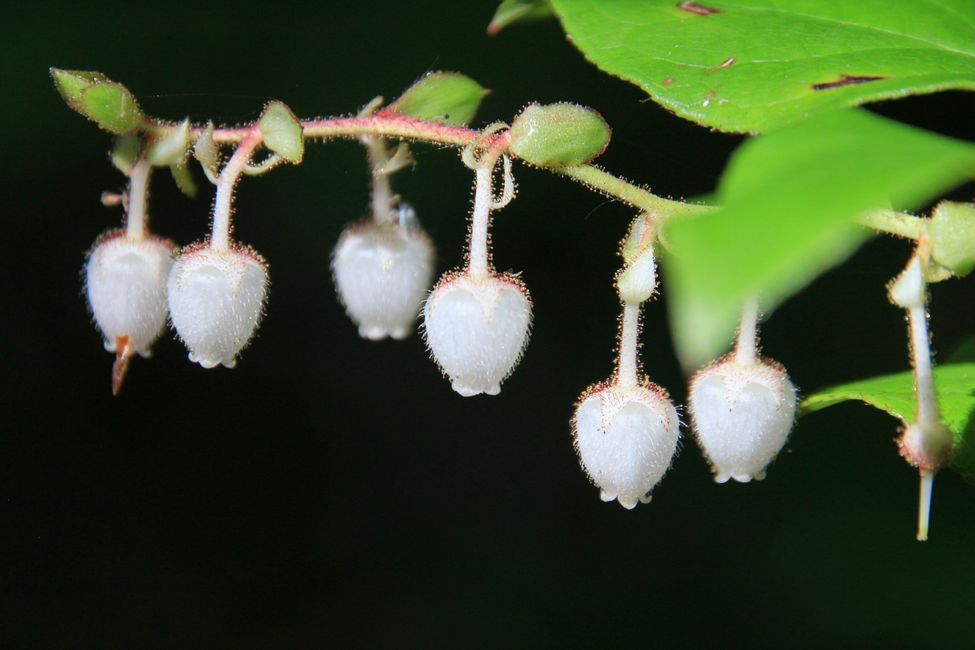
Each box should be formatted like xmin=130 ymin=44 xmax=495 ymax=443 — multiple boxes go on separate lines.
xmin=110 ymin=133 xmax=142 ymax=175
xmin=928 ymin=201 xmax=975 ymax=277
xmin=258 ymin=101 xmax=303 ymax=163
xmin=509 ymin=102 xmax=610 ymax=167
xmin=799 ymin=359 xmax=975 ymax=482
xmin=488 ymin=0 xmax=554 ymax=35
xmin=51 ymin=68 xmax=110 ymax=112
xmin=387 ymin=72 xmax=488 ymax=126
xmin=549 ymin=0 xmax=975 ymax=132
xmin=146 ymin=119 xmax=190 ymax=167
xmin=662 ymin=109 xmax=975 ymax=369
xmin=193 ymin=121 xmax=219 ymax=182
xmin=169 ymin=161 xmax=197 ymax=198
xmin=81 ymin=82 xmax=143 ymax=134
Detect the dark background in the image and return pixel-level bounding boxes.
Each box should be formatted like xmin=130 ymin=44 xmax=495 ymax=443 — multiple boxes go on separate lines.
xmin=4 ymin=1 xmax=974 ymax=648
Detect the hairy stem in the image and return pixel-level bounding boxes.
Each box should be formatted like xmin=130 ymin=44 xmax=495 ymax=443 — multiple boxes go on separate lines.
xmin=559 ymin=164 xmax=712 ymax=221
xmin=362 ymin=136 xmax=395 ymax=223
xmin=857 ymin=208 xmax=926 ymax=241
xmin=211 ymin=129 xmax=263 ymax=252
xmin=734 ymin=297 xmax=759 ymax=365
xmin=617 ymin=302 xmax=641 ymax=388
xmin=468 ymin=150 xmax=503 ymax=278
xmin=899 ymin=257 xmax=941 ymax=429
xmin=169 ymin=114 xmax=924 ymax=238
xmin=125 ymin=158 xmax=151 ymax=241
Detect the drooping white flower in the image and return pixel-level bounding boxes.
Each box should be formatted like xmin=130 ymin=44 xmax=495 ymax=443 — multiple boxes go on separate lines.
xmin=573 ymin=382 xmax=680 ymax=509
xmin=85 ymin=229 xmax=174 ymax=356
xmin=332 ymin=205 xmax=434 ymax=340
xmin=167 ymin=243 xmax=268 ymax=369
xmin=422 ymin=270 xmax=532 ymax=397
xmin=689 ymin=358 xmax=797 ymax=483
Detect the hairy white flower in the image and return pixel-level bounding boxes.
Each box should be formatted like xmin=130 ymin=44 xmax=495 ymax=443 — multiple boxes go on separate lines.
xmin=423 ymin=270 xmax=532 ymax=397
xmin=332 ymin=207 xmax=434 ymax=340
xmin=689 ymin=358 xmax=797 ymax=483
xmin=85 ymin=230 xmax=174 ymax=356
xmin=167 ymin=244 xmax=268 ymax=369
xmin=573 ymin=382 xmax=680 ymax=509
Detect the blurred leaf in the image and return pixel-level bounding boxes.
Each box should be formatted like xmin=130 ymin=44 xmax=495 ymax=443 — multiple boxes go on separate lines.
xmin=387 ymin=72 xmax=488 ymax=126
xmin=488 ymin=0 xmax=554 ymax=35
xmin=81 ymin=82 xmax=143 ymax=134
xmin=662 ymin=109 xmax=975 ymax=369
xmin=549 ymin=0 xmax=975 ymax=132
xmin=193 ymin=121 xmax=219 ymax=182
xmin=110 ymin=133 xmax=142 ymax=175
xmin=146 ymin=119 xmax=190 ymax=167
xmin=170 ymin=161 xmax=197 ymax=198
xmin=259 ymin=101 xmax=303 ymax=163
xmin=509 ymin=102 xmax=610 ymax=167
xmin=799 ymin=357 xmax=975 ymax=481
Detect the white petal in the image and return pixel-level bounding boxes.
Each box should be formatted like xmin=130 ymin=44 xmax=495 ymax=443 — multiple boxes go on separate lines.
xmin=689 ymin=360 xmax=797 ymax=482
xmin=168 ymin=246 xmax=268 ymax=368
xmin=85 ymin=232 xmax=174 ymax=356
xmin=423 ymin=271 xmax=532 ymax=397
xmin=332 ymin=219 xmax=434 ymax=340
xmin=573 ymin=383 xmax=680 ymax=508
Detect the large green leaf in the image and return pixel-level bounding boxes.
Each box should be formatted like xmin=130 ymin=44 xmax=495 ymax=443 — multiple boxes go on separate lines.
xmin=550 ymin=0 xmax=975 ymax=132
xmin=800 ymin=340 xmax=975 ymax=480
xmin=662 ymin=109 xmax=975 ymax=369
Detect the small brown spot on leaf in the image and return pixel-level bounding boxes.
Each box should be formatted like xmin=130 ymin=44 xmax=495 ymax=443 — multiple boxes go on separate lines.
xmin=678 ymin=2 xmax=720 ymax=15
xmin=707 ymin=57 xmax=736 ymax=74
xmin=662 ymin=78 xmax=674 ymax=85
xmin=812 ymin=75 xmax=886 ymax=91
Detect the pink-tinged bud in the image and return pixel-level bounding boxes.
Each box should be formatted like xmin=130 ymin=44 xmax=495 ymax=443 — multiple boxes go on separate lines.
xmin=85 ymin=230 xmax=174 ymax=356
xmin=898 ymin=422 xmax=953 ymax=473
xmin=689 ymin=358 xmax=797 ymax=483
xmin=167 ymin=244 xmax=268 ymax=369
xmin=422 ymin=270 xmax=532 ymax=397
xmin=332 ymin=207 xmax=435 ymax=340
xmin=572 ymin=382 xmax=680 ymax=509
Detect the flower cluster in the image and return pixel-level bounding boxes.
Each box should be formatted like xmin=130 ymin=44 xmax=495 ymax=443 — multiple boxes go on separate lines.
xmin=85 ymin=124 xmax=533 ymax=403
xmin=67 ymin=69 xmax=960 ymax=539
xmin=571 ymin=215 xmax=798 ymax=508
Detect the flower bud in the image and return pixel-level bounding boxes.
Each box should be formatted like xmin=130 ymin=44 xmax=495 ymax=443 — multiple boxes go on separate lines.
xmin=898 ymin=421 xmax=953 ymax=472
xmin=572 ymin=382 xmax=680 ymax=509
xmin=422 ymin=270 xmax=532 ymax=396
xmin=167 ymin=244 xmax=268 ymax=368
xmin=689 ymin=357 xmax=797 ymax=483
xmin=332 ymin=206 xmax=435 ymax=340
xmin=85 ymin=229 xmax=174 ymax=356
xmin=615 ymin=213 xmax=657 ymax=303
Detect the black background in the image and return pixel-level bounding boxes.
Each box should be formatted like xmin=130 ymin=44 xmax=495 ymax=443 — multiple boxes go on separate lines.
xmin=4 ymin=1 xmax=975 ymax=648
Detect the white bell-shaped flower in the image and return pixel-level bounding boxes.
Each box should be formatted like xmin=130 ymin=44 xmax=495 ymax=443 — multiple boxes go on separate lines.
xmin=332 ymin=205 xmax=434 ymax=340
xmin=573 ymin=382 xmax=680 ymax=509
xmin=85 ymin=230 xmax=174 ymax=356
xmin=167 ymin=244 xmax=268 ymax=369
xmin=423 ymin=270 xmax=532 ymax=397
xmin=689 ymin=358 xmax=797 ymax=483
